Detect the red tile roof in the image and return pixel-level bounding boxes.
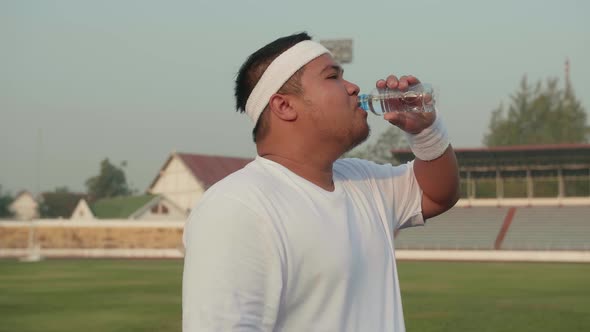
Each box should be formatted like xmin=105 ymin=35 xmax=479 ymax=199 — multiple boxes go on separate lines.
xmin=177 ymin=153 xmax=253 ymax=189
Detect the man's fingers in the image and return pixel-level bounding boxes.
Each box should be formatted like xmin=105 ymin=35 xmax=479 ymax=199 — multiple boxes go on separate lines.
xmin=406 ymin=75 xmax=420 ymax=85
xmin=386 ymin=75 xmax=398 ymax=89
xmin=398 ymin=75 xmax=420 ymax=90
xmin=384 ymin=110 xmax=435 ymax=134
xmin=377 ymin=74 xmax=420 ymax=90
xmin=384 ymin=112 xmax=405 ymax=128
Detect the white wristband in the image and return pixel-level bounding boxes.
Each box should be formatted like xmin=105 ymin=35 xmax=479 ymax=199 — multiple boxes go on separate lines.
xmin=404 ymin=114 xmax=450 ymax=161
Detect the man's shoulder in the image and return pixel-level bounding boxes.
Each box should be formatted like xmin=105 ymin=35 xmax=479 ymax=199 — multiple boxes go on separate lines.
xmin=334 ymin=157 xmax=385 ymax=177
xmin=204 ymin=159 xmax=268 ymax=196
xmin=196 ymin=158 xmax=284 ymax=211
xmin=334 ymin=157 xmax=373 ymax=171
xmin=334 ymin=158 xmax=413 ymax=181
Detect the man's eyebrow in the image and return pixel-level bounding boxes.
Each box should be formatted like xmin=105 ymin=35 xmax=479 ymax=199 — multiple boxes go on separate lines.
xmin=320 ymin=64 xmax=344 ymax=75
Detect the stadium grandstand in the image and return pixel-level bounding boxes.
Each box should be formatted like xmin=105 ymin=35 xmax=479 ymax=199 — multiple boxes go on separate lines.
xmin=393 ymin=144 xmax=590 ymax=252
xmin=2 ymin=144 xmax=588 ymax=261
xmin=394 ymin=143 xmax=590 ymax=201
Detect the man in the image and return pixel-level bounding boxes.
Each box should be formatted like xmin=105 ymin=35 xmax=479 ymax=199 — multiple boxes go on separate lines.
xmin=183 ymin=32 xmax=459 ymax=331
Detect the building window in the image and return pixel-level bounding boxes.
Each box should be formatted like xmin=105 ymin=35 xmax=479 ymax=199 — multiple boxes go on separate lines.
xmin=151 ymin=204 xmax=169 ymax=215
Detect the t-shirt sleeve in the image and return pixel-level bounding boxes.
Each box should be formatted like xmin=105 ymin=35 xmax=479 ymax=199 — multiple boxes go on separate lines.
xmin=383 ymin=161 xmax=425 ymax=229
xmin=182 ymin=194 xmax=282 ymax=331
xmin=339 ymin=158 xmax=424 ymax=230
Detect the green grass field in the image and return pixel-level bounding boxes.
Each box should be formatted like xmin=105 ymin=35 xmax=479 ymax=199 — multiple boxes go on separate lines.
xmin=0 ymin=259 xmax=588 ymax=332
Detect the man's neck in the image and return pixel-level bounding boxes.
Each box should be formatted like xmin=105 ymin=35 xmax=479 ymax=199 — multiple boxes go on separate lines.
xmin=259 ymin=152 xmax=338 ymax=192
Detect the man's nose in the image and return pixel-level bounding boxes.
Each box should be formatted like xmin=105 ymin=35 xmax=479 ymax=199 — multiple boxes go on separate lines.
xmin=345 ymin=80 xmax=360 ymax=96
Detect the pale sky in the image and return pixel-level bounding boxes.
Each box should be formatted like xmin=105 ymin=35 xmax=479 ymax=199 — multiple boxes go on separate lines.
xmin=1 ymin=0 xmax=589 ymax=194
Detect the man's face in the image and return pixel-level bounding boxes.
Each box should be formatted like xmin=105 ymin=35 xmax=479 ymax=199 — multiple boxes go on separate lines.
xmin=295 ymin=54 xmax=370 ymax=152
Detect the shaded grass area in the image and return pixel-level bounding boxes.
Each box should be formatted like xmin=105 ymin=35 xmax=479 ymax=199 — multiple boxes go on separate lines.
xmin=399 ymin=261 xmax=590 ymax=332
xmin=0 ymin=259 xmax=182 ymax=332
xmin=0 ymin=259 xmax=589 ymax=331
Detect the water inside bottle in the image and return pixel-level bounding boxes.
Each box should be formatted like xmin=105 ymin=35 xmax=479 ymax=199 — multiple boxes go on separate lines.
xmin=358 ymin=86 xmax=435 ymax=115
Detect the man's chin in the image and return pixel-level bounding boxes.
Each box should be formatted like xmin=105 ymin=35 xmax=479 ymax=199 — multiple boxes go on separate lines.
xmin=346 ymin=125 xmax=371 ymax=152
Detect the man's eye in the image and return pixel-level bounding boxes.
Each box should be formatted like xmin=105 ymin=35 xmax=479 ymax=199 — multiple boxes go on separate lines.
xmin=328 ymin=75 xmax=338 ymax=79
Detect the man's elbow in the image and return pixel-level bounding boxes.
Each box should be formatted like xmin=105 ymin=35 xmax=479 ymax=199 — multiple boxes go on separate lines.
xmin=433 ymin=180 xmax=461 ymax=213
xmin=439 ymin=188 xmax=460 ymax=212
xmin=445 ymin=177 xmax=461 ymax=209
xmin=421 ymin=183 xmax=460 ymax=219
xmin=448 ymin=188 xmax=460 ymax=209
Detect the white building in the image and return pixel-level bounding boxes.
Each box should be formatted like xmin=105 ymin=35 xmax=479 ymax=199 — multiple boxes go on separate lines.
xmin=147 ymin=152 xmax=252 ymax=212
xmin=9 ymin=191 xmax=39 ymax=220
xmin=70 ymin=199 xmax=94 ymax=220
xmin=70 ymin=194 xmax=186 ymax=220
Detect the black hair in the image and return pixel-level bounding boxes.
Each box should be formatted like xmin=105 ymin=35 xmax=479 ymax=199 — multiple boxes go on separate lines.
xmin=234 ymin=32 xmax=312 ymax=142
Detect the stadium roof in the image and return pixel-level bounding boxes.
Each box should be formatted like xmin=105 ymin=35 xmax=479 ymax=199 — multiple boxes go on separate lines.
xmin=392 ymin=143 xmax=590 ymax=171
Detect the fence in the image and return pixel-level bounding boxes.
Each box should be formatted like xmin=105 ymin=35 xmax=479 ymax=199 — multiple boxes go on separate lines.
xmin=0 ymin=219 xmax=185 ymax=259
xmin=1 ymin=199 xmax=589 ymax=262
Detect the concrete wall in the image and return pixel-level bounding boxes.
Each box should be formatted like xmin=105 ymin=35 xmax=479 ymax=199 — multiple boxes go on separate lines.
xmin=0 ymin=220 xmax=184 ymax=251
xmin=395 ymin=250 xmax=590 ymax=263
xmin=456 ymin=197 xmax=590 ymax=207
xmin=2 ymin=218 xmax=589 ymax=262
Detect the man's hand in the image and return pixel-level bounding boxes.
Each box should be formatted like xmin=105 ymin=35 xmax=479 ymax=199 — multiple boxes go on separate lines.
xmin=376 ymin=75 xmax=459 ymax=219
xmin=376 ymin=75 xmax=435 ymax=134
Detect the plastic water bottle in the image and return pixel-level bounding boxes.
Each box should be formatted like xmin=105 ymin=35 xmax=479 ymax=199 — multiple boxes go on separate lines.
xmin=358 ymin=83 xmax=435 ymax=115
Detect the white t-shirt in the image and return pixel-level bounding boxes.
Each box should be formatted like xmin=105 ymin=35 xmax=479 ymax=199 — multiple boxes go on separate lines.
xmin=183 ymin=156 xmax=424 ymax=332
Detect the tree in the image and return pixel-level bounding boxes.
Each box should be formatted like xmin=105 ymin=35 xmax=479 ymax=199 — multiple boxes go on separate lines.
xmin=344 ymin=126 xmax=409 ymax=164
xmin=0 ymin=185 xmax=14 ymax=218
xmin=484 ymin=76 xmax=589 ymax=146
xmin=39 ymin=187 xmax=86 ymax=218
xmin=85 ymin=159 xmax=131 ymax=201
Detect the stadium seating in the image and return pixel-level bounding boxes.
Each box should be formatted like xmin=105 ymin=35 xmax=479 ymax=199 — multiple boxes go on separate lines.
xmin=394 ymin=205 xmax=590 ymax=251
xmin=501 ymin=206 xmax=590 ymax=250
xmin=394 ymin=206 xmax=509 ymax=250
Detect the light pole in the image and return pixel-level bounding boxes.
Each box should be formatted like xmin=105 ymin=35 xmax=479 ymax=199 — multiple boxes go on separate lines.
xmin=319 ymin=39 xmax=353 ymax=64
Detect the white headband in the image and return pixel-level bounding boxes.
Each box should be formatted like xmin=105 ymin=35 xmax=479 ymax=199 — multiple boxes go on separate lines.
xmin=245 ymin=40 xmax=331 ymax=124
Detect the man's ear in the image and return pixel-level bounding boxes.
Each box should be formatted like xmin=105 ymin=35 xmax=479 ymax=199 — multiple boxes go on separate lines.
xmin=268 ymin=93 xmax=297 ymax=121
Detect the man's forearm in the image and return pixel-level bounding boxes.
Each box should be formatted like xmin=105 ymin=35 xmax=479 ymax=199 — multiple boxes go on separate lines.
xmin=413 ymin=145 xmax=460 ymax=218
